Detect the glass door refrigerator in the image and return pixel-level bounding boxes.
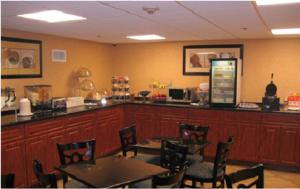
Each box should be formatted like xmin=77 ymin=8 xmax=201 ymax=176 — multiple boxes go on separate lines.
xmin=209 ymin=58 xmax=242 ymax=107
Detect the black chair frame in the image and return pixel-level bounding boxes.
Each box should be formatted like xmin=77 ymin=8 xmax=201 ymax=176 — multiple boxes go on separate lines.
xmin=152 ymin=166 xmax=187 ymax=188
xmin=32 ymin=160 xmax=57 ymax=188
xmin=119 ymin=125 xmax=138 ymax=157
xmin=179 ymin=123 xmax=209 ymax=156
xmin=184 ymin=136 xmax=234 ymax=188
xmin=160 ymin=139 xmax=189 ymax=172
xmin=225 ymin=164 xmax=264 ymax=188
xmin=1 ymin=173 xmax=15 ymax=188
xmin=57 ymin=139 xmax=96 ymax=187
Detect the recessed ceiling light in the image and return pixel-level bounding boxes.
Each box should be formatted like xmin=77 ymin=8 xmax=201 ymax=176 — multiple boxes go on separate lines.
xmin=126 ymin=34 xmax=166 ymax=41
xmin=271 ymin=28 xmax=300 ymax=35
xmin=18 ymin=10 xmax=86 ymax=23
xmin=256 ymin=0 xmax=300 ymax=6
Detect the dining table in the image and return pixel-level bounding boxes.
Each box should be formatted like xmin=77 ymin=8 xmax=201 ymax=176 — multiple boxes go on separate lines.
xmin=55 ymin=156 xmax=168 ymax=188
xmin=133 ymin=137 xmax=210 ymax=154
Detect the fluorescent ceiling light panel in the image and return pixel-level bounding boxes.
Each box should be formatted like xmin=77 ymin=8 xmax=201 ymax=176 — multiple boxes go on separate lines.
xmin=18 ymin=10 xmax=86 ymax=23
xmin=126 ymin=34 xmax=165 ymax=40
xmin=271 ymin=28 xmax=300 ymax=35
xmin=256 ymin=0 xmax=300 ymax=6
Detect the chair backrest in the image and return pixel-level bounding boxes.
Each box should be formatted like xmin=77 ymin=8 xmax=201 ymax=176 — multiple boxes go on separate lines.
xmin=179 ymin=123 xmax=209 ymax=142
xmin=32 ymin=160 xmax=57 ymax=188
xmin=119 ymin=125 xmax=137 ymax=155
xmin=212 ymin=136 xmax=234 ymax=188
xmin=1 ymin=173 xmax=15 ymax=188
xmin=160 ymin=140 xmax=188 ymax=172
xmin=179 ymin=123 xmax=209 ymax=156
xmin=152 ymin=166 xmax=187 ymax=188
xmin=225 ymin=164 xmax=264 ymax=188
xmin=57 ymin=139 xmax=96 ymax=166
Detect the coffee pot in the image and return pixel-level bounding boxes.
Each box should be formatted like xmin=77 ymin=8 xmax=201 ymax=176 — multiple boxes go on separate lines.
xmin=1 ymin=87 xmax=16 ymax=108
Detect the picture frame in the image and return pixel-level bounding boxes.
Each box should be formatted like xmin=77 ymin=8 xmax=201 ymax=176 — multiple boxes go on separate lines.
xmin=1 ymin=36 xmax=42 ymax=79
xmin=183 ymin=44 xmax=244 ymax=75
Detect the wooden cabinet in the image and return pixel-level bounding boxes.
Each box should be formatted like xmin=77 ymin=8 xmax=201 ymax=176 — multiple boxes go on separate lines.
xmin=159 ymin=107 xmax=187 ymax=138
xmin=279 ymin=126 xmax=300 ymax=166
xmin=47 ymin=130 xmax=65 ymax=173
xmin=24 ymin=118 xmax=65 ymax=185
xmin=134 ymin=106 xmax=159 ymax=141
xmin=25 ymin=136 xmax=48 ymax=185
xmin=124 ymin=104 xmax=136 ymax=127
xmin=261 ymin=113 xmax=300 ymax=166
xmin=259 ymin=124 xmax=281 ymax=164
xmin=95 ymin=107 xmax=123 ymax=155
xmin=1 ymin=126 xmax=27 ymax=187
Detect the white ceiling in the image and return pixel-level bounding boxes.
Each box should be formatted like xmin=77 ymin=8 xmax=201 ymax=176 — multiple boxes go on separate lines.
xmin=1 ymin=1 xmax=300 ymax=44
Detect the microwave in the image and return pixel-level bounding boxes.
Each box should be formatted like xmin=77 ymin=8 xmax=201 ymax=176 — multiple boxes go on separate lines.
xmin=167 ymin=88 xmax=192 ymax=102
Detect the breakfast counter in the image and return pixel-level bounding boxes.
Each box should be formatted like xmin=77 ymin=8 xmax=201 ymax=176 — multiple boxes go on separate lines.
xmin=1 ymin=100 xmax=300 ymax=128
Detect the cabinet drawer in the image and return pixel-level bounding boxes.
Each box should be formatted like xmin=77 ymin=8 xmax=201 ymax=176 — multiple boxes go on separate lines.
xmin=67 ymin=112 xmax=95 ymax=126
xmin=224 ymin=111 xmax=261 ymax=123
xmin=159 ymin=107 xmax=187 ymax=118
xmin=25 ymin=119 xmax=64 ymax=137
xmin=187 ymin=109 xmax=223 ymax=121
xmin=262 ymin=113 xmax=300 ymax=125
xmin=2 ymin=126 xmax=25 ymax=143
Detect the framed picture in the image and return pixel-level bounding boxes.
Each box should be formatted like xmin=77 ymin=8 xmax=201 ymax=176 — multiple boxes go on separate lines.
xmin=183 ymin=44 xmax=244 ymax=75
xmin=1 ymin=37 xmax=42 ymax=79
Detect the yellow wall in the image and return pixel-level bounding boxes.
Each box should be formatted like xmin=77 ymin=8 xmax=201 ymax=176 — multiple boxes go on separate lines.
xmin=113 ymin=38 xmax=300 ymax=102
xmin=1 ymin=29 xmax=114 ymax=101
xmin=2 ymin=29 xmax=300 ymax=103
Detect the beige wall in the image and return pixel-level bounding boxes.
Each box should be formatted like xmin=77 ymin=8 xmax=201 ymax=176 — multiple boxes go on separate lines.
xmin=1 ymin=29 xmax=114 ymax=101
xmin=2 ymin=29 xmax=300 ymax=103
xmin=113 ymin=38 xmax=300 ymax=102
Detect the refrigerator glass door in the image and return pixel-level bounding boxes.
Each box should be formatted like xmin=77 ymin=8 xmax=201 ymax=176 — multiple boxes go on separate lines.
xmin=211 ymin=60 xmax=236 ymax=104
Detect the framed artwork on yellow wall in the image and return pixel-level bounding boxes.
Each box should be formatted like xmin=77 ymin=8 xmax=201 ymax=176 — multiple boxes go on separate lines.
xmin=1 ymin=37 xmax=42 ymax=79
xmin=183 ymin=44 xmax=244 ymax=75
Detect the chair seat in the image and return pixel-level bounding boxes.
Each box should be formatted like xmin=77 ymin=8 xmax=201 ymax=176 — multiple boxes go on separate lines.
xmin=185 ymin=162 xmax=224 ymax=181
xmin=133 ymin=154 xmax=161 ymax=166
xmin=65 ymin=179 xmax=89 ymax=188
xmin=130 ymin=179 xmax=152 ymax=188
xmin=186 ymin=154 xmax=203 ymax=165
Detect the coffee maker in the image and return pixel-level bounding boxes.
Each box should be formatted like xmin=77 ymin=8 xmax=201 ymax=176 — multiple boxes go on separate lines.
xmin=262 ymin=73 xmax=280 ymax=111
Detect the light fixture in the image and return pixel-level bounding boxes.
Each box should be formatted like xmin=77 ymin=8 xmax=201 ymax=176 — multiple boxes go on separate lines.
xmin=126 ymin=34 xmax=166 ymax=41
xmin=271 ymin=28 xmax=300 ymax=35
xmin=256 ymin=0 xmax=300 ymax=6
xmin=18 ymin=10 xmax=86 ymax=23
xmin=142 ymin=7 xmax=160 ymax=15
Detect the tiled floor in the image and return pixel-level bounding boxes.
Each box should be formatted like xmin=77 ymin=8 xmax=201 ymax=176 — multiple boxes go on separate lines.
xmin=57 ymin=153 xmax=300 ymax=188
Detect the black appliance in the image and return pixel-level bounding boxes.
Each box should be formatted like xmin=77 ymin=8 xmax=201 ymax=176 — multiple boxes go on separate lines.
xmin=262 ymin=73 xmax=280 ymax=111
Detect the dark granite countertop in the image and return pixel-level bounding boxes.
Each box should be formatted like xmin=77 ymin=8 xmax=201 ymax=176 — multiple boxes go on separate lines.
xmin=2 ymin=100 xmax=300 ymax=128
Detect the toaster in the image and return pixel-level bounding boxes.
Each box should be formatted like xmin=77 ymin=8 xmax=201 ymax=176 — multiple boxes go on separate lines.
xmin=52 ymin=97 xmax=67 ymax=111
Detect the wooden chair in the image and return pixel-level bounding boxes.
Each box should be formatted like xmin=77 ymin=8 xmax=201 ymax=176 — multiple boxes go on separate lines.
xmin=1 ymin=173 xmax=15 ymax=188
xmin=130 ymin=140 xmax=188 ymax=188
xmin=119 ymin=125 xmax=160 ymax=165
xmin=225 ymin=164 xmax=264 ymax=188
xmin=57 ymin=139 xmax=96 ymax=188
xmin=179 ymin=123 xmax=209 ymax=164
xmin=32 ymin=160 xmax=57 ymax=188
xmin=184 ymin=136 xmax=234 ymax=188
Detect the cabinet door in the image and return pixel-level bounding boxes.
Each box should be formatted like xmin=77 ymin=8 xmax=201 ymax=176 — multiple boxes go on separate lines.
xmin=238 ymin=124 xmax=259 ymax=162
xmin=2 ymin=141 xmax=27 ymax=187
xmin=160 ymin=116 xmax=185 ymax=138
xmin=135 ymin=113 xmax=156 ymax=141
xmin=259 ymin=124 xmax=280 ymax=164
xmin=25 ymin=136 xmax=47 ymax=186
xmin=95 ymin=120 xmax=109 ymax=157
xmin=279 ymin=126 xmax=300 ymax=166
xmin=205 ymin=121 xmax=224 ymax=157
xmin=47 ymin=130 xmax=65 ymax=173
